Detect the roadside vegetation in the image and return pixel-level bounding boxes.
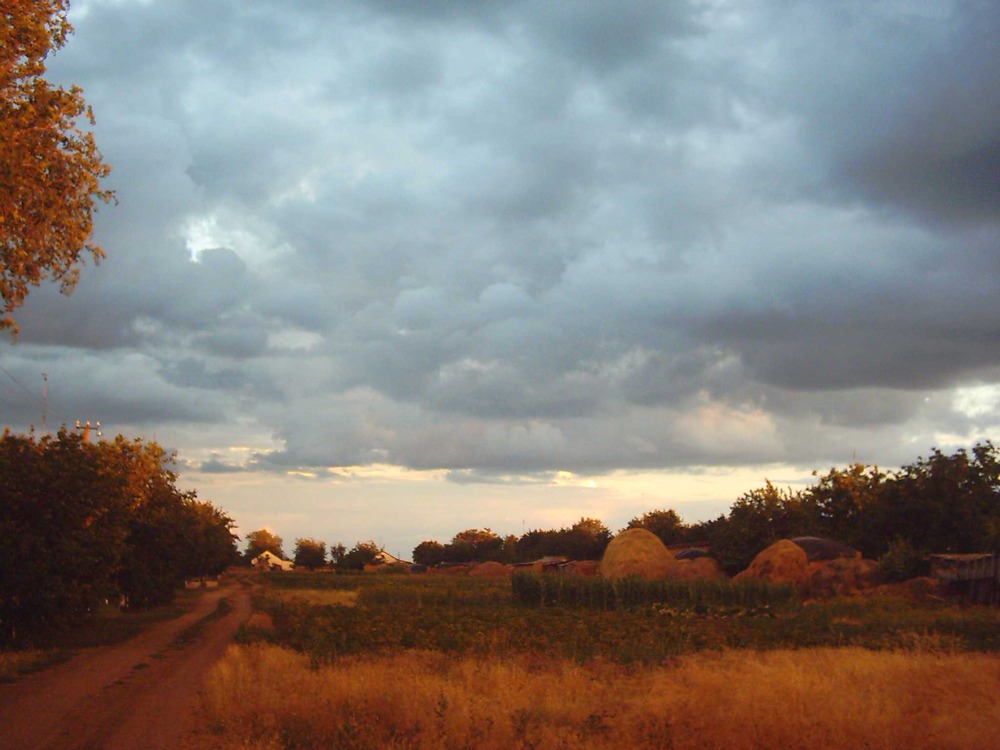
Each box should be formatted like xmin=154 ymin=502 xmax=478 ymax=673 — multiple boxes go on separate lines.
xmin=206 ymin=571 xmax=1000 ymax=749
xmin=0 ymin=429 xmax=240 ymax=648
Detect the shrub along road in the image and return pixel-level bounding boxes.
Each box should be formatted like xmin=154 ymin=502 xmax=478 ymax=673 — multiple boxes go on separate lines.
xmin=0 ymin=576 xmax=252 ymax=750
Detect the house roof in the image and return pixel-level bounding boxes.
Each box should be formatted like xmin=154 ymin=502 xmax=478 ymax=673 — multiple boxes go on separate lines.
xmin=373 ymin=549 xmax=413 ymax=566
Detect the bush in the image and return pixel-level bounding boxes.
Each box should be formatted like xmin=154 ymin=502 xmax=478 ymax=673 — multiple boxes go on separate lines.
xmin=879 ymin=538 xmax=929 ymax=582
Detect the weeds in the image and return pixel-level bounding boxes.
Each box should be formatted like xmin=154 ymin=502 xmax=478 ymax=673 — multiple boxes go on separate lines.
xmin=203 ymin=644 xmax=1000 ymax=750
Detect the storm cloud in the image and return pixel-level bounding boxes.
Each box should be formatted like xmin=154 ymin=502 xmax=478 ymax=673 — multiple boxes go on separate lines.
xmin=3 ymin=0 xmax=997 ymax=488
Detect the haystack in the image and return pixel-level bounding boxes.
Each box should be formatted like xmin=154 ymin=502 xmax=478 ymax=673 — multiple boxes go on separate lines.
xmin=469 ymin=561 xmax=511 ymax=578
xmin=599 ymin=528 xmax=678 ymax=580
xmin=672 ymin=556 xmax=725 ymax=581
xmin=805 ymin=557 xmax=881 ymax=597
xmin=734 ymin=539 xmax=808 ymax=584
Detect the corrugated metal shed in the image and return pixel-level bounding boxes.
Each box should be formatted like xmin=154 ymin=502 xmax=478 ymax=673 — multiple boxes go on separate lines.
xmin=930 ymin=553 xmax=999 ymax=605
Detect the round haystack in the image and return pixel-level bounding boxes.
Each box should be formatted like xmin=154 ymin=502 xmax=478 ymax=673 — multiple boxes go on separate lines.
xmin=869 ymin=576 xmax=942 ymax=603
xmin=469 ymin=561 xmax=511 ymax=578
xmin=672 ymin=556 xmax=725 ymax=581
xmin=600 ymin=528 xmax=677 ymax=580
xmin=790 ymin=536 xmax=859 ymax=562
xmin=805 ymin=558 xmax=882 ymax=597
xmin=734 ymin=539 xmax=809 ymax=584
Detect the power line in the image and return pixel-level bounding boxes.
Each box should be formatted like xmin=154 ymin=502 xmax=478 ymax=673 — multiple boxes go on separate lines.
xmin=0 ymin=364 xmax=36 ymax=399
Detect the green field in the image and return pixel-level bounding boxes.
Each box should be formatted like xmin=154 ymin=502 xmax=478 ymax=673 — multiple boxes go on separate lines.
xmin=242 ymin=571 xmax=1000 ymax=663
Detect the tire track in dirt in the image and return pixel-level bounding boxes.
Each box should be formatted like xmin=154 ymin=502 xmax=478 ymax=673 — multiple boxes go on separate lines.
xmin=0 ymin=576 xmax=252 ymax=750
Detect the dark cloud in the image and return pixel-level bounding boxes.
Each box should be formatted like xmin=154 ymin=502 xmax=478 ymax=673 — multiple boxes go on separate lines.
xmin=3 ymin=0 xmax=994 ymax=483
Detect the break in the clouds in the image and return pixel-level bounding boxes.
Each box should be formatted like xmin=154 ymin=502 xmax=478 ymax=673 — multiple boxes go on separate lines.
xmin=3 ymin=0 xmax=998 ymax=489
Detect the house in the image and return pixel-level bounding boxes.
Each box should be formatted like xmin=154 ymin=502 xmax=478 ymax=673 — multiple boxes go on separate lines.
xmin=373 ymin=549 xmax=413 ymax=566
xmin=252 ymin=550 xmax=294 ymax=572
xmin=363 ymin=549 xmax=414 ymax=572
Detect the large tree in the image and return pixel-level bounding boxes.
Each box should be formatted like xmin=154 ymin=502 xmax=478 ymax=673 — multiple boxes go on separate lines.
xmin=293 ymin=538 xmax=327 ymax=570
xmin=0 ymin=0 xmax=113 ymax=333
xmin=245 ymin=529 xmax=285 ymax=561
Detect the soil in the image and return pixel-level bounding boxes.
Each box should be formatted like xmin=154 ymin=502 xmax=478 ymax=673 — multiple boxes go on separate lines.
xmin=0 ymin=575 xmax=252 ymax=750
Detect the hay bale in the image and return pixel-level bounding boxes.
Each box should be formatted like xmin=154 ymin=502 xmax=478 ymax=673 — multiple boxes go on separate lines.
xmin=869 ymin=576 xmax=942 ymax=603
xmin=805 ymin=558 xmax=882 ymax=597
xmin=671 ymin=556 xmax=725 ymax=581
xmin=469 ymin=561 xmax=511 ymax=578
xmin=600 ymin=528 xmax=678 ymax=580
xmin=734 ymin=539 xmax=808 ymax=584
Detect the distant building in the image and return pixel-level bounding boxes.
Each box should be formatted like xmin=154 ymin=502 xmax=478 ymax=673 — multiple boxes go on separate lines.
xmin=252 ymin=550 xmax=294 ymax=572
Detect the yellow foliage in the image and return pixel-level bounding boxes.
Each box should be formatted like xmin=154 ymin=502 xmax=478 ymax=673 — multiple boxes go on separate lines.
xmin=0 ymin=0 xmax=113 ymax=333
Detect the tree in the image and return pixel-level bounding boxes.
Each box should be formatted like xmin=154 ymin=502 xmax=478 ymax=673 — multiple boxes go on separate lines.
xmin=245 ymin=529 xmax=284 ymax=562
xmin=563 ymin=517 xmax=612 ymax=560
xmin=328 ymin=543 xmax=347 ymax=568
xmin=803 ymin=463 xmax=887 ymax=554
xmin=860 ymin=442 xmax=1000 ymax=558
xmin=443 ymin=528 xmax=504 ymax=563
xmin=708 ymin=481 xmax=818 ymax=574
xmin=626 ymin=509 xmax=689 ymax=546
xmin=0 ymin=428 xmax=128 ymax=643
xmin=412 ymin=540 xmax=445 ymax=566
xmin=0 ymin=429 xmax=239 ymax=640
xmin=1 ymin=0 xmax=113 ymax=333
xmin=337 ymin=540 xmax=380 ymax=571
xmin=293 ymin=538 xmax=327 ymax=570
xmin=181 ymin=500 xmax=240 ymax=579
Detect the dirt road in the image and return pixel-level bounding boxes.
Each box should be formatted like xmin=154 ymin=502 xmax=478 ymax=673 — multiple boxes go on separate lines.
xmin=0 ymin=577 xmax=252 ymax=750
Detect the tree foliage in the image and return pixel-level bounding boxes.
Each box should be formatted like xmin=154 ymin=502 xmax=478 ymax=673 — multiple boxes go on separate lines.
xmin=626 ymin=509 xmax=689 ymax=546
xmin=293 ymin=538 xmax=327 ymax=570
xmin=0 ymin=429 xmax=238 ymax=645
xmin=443 ymin=528 xmax=504 ymax=563
xmin=245 ymin=529 xmax=285 ymax=562
xmin=336 ymin=540 xmax=380 ymax=571
xmin=704 ymin=442 xmax=1000 ymax=574
xmin=0 ymin=0 xmax=113 ymax=333
xmin=412 ymin=540 xmax=445 ymax=566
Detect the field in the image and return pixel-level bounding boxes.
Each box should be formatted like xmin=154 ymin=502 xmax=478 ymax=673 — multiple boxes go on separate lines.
xmin=203 ymin=571 xmax=1000 ymax=749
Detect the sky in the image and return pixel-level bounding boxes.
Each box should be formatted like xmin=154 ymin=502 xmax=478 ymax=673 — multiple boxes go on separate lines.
xmin=2 ymin=0 xmax=998 ymax=560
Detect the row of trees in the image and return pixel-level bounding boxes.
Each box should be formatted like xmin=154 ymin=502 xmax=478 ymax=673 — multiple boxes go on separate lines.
xmin=411 ymin=442 xmax=1000 ymax=578
xmin=412 ymin=519 xmax=614 ymax=567
xmin=242 ymin=529 xmax=382 ymax=571
xmin=705 ymin=442 xmax=1000 ymax=575
xmin=0 ymin=429 xmax=239 ymax=646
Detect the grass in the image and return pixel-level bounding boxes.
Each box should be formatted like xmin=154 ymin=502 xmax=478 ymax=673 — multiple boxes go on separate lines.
xmin=206 ymin=572 xmax=1000 ymax=748
xmin=203 ymin=643 xmax=1000 ymax=750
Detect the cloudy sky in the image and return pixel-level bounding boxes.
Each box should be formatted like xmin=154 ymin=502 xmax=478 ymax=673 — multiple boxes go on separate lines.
xmin=2 ymin=0 xmax=998 ymax=558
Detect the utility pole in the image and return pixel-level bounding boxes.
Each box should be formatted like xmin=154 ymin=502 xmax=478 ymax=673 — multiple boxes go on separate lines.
xmin=75 ymin=420 xmax=102 ymax=443
xmin=41 ymin=372 xmax=47 ymax=434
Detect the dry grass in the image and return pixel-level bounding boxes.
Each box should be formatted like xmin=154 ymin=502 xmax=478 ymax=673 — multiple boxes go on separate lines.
xmin=203 ymin=644 xmax=1000 ymax=749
